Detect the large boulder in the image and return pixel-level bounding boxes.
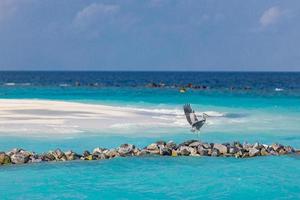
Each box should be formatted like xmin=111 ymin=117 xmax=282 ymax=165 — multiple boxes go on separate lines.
xmin=0 ymin=152 xmax=11 ymax=165
xmin=118 ymin=144 xmax=134 ymax=156
xmin=189 ymin=148 xmax=199 ymax=156
xmin=146 ymin=143 xmax=160 ymax=154
xmin=10 ymin=151 xmax=30 ymax=164
xmin=202 ymin=143 xmax=211 ymax=149
xmin=178 ymin=140 xmax=198 ymax=148
xmin=284 ymin=146 xmax=295 ymax=153
xmin=160 ymin=147 xmax=172 ymax=156
xmin=260 ymin=148 xmax=269 ymax=156
xmin=147 ymin=143 xmax=159 ymax=151
xmin=229 ymin=146 xmax=239 ymax=154
xmin=213 ymin=144 xmax=228 ymax=155
xmin=197 ymin=146 xmax=209 ymax=156
xmin=189 ymin=141 xmax=202 ymax=148
xmin=41 ymin=153 xmax=56 ymax=161
xmin=52 ymin=149 xmax=67 ymax=161
xmin=211 ymin=148 xmax=220 ymax=157
xmin=271 ymin=143 xmax=284 ymax=152
xmin=178 ymin=146 xmax=193 ymax=156
xmin=105 ymin=149 xmax=119 ymax=158
xmin=65 ymin=150 xmax=81 ymax=161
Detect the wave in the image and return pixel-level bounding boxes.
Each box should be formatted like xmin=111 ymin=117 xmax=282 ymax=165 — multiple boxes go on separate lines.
xmin=3 ymin=83 xmax=31 ymax=86
xmin=122 ymin=106 xmax=226 ymax=117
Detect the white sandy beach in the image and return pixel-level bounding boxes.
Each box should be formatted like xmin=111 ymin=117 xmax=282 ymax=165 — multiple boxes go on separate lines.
xmin=0 ymin=99 xmax=188 ymax=137
xmin=0 ymin=99 xmax=298 ymax=137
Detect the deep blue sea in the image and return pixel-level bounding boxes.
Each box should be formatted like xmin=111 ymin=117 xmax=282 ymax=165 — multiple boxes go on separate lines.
xmin=0 ymin=72 xmax=300 ymax=200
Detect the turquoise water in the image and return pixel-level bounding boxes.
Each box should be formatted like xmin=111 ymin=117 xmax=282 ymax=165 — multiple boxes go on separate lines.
xmin=0 ymin=72 xmax=300 ymax=199
xmin=1 ymin=156 xmax=300 ymax=200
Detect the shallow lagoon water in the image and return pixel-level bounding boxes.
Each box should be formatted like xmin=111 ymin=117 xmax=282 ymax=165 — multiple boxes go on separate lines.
xmin=0 ymin=72 xmax=300 ymax=199
xmin=1 ymin=156 xmax=300 ymax=200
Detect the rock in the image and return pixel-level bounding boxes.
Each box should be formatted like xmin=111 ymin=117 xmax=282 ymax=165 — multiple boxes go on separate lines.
xmin=189 ymin=148 xmax=199 ymax=156
xmin=147 ymin=143 xmax=158 ymax=151
xmin=234 ymin=151 xmax=243 ymax=158
xmin=260 ymin=148 xmax=269 ymax=156
xmin=165 ymin=141 xmax=176 ymax=149
xmin=52 ymin=149 xmax=67 ymax=161
xmin=178 ymin=146 xmax=193 ymax=156
xmin=93 ymin=147 xmax=106 ymax=154
xmin=284 ymin=146 xmax=294 ymax=153
xmin=65 ymin=151 xmax=81 ymax=161
xmin=202 ymin=143 xmax=211 ymax=149
xmin=160 ymin=147 xmax=172 ymax=156
xmin=118 ymin=144 xmax=134 ymax=156
xmin=10 ymin=152 xmax=30 ymax=164
xmin=133 ymin=148 xmax=141 ymax=156
xmin=243 ymin=142 xmax=252 ymax=150
xmin=178 ymin=140 xmax=198 ymax=147
xmin=106 ymin=149 xmax=119 ymax=158
xmin=271 ymin=144 xmax=283 ymax=152
xmin=41 ymin=153 xmax=56 ymax=161
xmin=242 ymin=152 xmax=250 ymax=158
xmin=213 ymin=144 xmax=228 ymax=154
xmin=249 ymin=148 xmax=260 ymax=157
xmin=278 ymin=149 xmax=287 ymax=155
xmin=139 ymin=149 xmax=150 ymax=156
xmin=93 ymin=152 xmax=107 ymax=160
xmin=171 ymin=150 xmax=178 ymax=157
xmin=189 ymin=141 xmax=202 ymax=148
xmin=28 ymin=153 xmax=43 ymax=163
xmin=270 ymin=150 xmax=278 ymax=156
xmin=229 ymin=146 xmax=239 ymax=154
xmin=211 ymin=149 xmax=220 ymax=157
xmin=197 ymin=146 xmax=209 ymax=156
xmin=0 ymin=152 xmax=11 ymax=165
xmin=83 ymin=150 xmax=91 ymax=157
xmin=6 ymin=148 xmax=22 ymax=157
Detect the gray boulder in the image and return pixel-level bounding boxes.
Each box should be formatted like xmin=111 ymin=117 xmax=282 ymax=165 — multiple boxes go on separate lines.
xmin=52 ymin=149 xmax=67 ymax=161
xmin=178 ymin=146 xmax=193 ymax=156
xmin=65 ymin=150 xmax=81 ymax=160
xmin=249 ymin=148 xmax=260 ymax=157
xmin=41 ymin=153 xmax=56 ymax=161
xmin=189 ymin=141 xmax=202 ymax=148
xmin=197 ymin=146 xmax=209 ymax=156
xmin=160 ymin=147 xmax=172 ymax=156
xmin=213 ymin=144 xmax=228 ymax=154
xmin=118 ymin=144 xmax=134 ymax=156
xmin=10 ymin=152 xmax=30 ymax=164
xmin=211 ymin=149 xmax=220 ymax=157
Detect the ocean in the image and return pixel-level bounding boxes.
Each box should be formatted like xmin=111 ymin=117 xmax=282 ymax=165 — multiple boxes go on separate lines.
xmin=0 ymin=71 xmax=300 ymax=200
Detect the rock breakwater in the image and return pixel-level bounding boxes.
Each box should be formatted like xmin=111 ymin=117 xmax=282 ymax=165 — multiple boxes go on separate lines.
xmin=0 ymin=140 xmax=298 ymax=166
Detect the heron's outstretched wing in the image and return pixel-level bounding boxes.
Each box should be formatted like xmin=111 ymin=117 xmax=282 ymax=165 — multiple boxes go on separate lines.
xmin=183 ymin=104 xmax=198 ymax=125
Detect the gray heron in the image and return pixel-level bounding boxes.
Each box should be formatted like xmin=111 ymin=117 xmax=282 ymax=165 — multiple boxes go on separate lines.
xmin=183 ymin=104 xmax=208 ymax=132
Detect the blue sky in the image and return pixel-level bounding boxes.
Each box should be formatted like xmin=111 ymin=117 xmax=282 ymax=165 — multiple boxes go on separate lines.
xmin=0 ymin=0 xmax=299 ymax=71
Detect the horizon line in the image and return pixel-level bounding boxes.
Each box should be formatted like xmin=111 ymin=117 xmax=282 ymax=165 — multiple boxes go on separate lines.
xmin=0 ymin=70 xmax=300 ymax=73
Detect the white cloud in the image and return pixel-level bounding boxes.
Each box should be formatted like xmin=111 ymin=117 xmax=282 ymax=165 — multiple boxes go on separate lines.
xmin=74 ymin=3 xmax=120 ymax=28
xmin=260 ymin=6 xmax=282 ymax=27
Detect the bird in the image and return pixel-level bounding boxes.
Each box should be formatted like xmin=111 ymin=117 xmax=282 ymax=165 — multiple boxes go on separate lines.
xmin=183 ymin=104 xmax=208 ymax=132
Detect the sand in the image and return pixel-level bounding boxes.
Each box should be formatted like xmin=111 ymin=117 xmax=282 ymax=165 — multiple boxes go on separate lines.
xmin=0 ymin=99 xmax=186 ymax=137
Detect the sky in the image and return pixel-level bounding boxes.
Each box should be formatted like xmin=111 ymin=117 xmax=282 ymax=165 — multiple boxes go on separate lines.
xmin=0 ymin=0 xmax=299 ymax=71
